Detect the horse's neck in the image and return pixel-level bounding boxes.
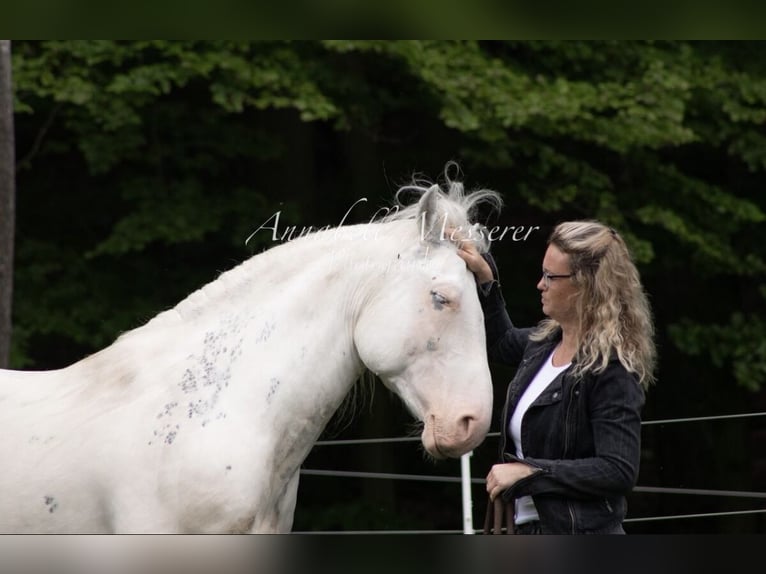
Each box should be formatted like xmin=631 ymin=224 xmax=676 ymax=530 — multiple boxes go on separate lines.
xmin=98 ymin=222 xmax=401 ymax=433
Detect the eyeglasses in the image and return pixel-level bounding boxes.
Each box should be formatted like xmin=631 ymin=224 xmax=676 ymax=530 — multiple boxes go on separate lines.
xmin=541 ymin=270 xmax=573 ymax=288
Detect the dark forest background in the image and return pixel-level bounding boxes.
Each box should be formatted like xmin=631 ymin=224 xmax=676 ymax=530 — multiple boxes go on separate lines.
xmin=2 ymin=41 xmax=766 ymax=533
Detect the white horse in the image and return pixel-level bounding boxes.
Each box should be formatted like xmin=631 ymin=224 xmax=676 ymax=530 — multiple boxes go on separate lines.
xmin=0 ymin=182 xmax=497 ymax=533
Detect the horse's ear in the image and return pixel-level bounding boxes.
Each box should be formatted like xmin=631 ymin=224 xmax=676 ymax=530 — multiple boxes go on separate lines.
xmin=417 ymin=185 xmax=443 ymax=243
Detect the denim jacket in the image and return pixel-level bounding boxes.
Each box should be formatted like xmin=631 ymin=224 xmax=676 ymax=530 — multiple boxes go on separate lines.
xmin=479 ymin=274 xmax=645 ymax=534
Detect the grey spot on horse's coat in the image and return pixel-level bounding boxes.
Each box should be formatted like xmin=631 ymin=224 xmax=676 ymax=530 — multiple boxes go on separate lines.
xmin=427 ymin=338 xmax=439 ymax=351
xmin=188 ymin=395 xmax=218 ymax=422
xmin=266 ymin=378 xmax=281 ymax=404
xmin=226 ymin=465 xmax=232 ymax=471
xmin=157 ymin=402 xmax=179 ymax=419
xmin=180 ymin=369 xmax=198 ymax=393
xmin=256 ymin=321 xmax=276 ymax=343
xmin=151 ymin=419 xmax=182 ymax=445
xmin=43 ymin=496 xmax=58 ymax=513
xmin=153 ymin=314 xmax=245 ymax=446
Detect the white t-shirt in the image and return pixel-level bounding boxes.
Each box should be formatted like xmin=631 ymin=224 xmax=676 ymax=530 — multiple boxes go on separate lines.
xmin=508 ymin=348 xmax=571 ymax=525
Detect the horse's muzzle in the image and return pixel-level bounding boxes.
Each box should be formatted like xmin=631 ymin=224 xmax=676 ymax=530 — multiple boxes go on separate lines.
xmin=422 ymin=412 xmax=490 ymax=459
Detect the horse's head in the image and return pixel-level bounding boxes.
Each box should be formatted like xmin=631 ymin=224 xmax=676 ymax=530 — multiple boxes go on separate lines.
xmin=354 ymin=182 xmax=498 ymax=459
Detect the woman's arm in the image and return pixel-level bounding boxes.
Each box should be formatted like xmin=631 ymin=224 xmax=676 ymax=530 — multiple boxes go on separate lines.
xmin=457 ymin=243 xmax=531 ymax=365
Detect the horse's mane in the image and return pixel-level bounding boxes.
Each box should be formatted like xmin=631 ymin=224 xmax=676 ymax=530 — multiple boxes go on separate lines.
xmin=135 ymin=237 xmax=325 ymax=333
xmin=383 ymin=164 xmax=503 ymax=254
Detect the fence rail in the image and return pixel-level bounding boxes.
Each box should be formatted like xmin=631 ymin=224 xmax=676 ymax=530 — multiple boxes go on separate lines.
xmin=300 ymin=410 xmax=766 ymax=533
xmin=314 ymin=411 xmax=766 ymax=447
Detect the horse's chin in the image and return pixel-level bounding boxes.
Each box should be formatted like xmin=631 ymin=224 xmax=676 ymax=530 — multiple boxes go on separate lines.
xmin=422 ymin=435 xmax=448 ymax=460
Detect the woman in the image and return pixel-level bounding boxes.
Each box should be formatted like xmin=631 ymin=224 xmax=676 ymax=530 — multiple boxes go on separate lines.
xmin=458 ymin=221 xmax=655 ymax=534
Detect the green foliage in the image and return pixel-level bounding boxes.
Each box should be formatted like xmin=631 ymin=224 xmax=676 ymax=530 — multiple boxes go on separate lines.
xmin=670 ymin=313 xmax=766 ymax=392
xmin=8 ymin=41 xmax=766 ymax=394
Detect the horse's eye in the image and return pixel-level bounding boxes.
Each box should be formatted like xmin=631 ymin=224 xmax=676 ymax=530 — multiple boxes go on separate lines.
xmin=430 ymin=291 xmax=450 ymax=307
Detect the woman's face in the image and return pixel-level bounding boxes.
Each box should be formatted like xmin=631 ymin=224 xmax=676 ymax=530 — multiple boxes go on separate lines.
xmin=537 ymin=244 xmax=579 ymax=324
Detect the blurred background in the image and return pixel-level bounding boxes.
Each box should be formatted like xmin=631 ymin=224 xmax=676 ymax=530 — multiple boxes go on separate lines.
xmin=1 ymin=40 xmax=765 ymax=533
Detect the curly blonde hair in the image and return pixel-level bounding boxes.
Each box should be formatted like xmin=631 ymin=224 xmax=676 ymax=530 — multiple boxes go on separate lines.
xmin=530 ymin=221 xmax=656 ymax=388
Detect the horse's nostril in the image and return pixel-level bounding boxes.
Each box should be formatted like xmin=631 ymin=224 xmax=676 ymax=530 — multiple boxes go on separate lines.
xmin=459 ymin=414 xmax=475 ymax=437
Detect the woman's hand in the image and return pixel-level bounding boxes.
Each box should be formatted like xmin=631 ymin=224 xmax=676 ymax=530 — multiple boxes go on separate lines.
xmin=456 ymin=238 xmax=494 ymax=284
xmin=486 ymin=462 xmax=537 ymax=501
